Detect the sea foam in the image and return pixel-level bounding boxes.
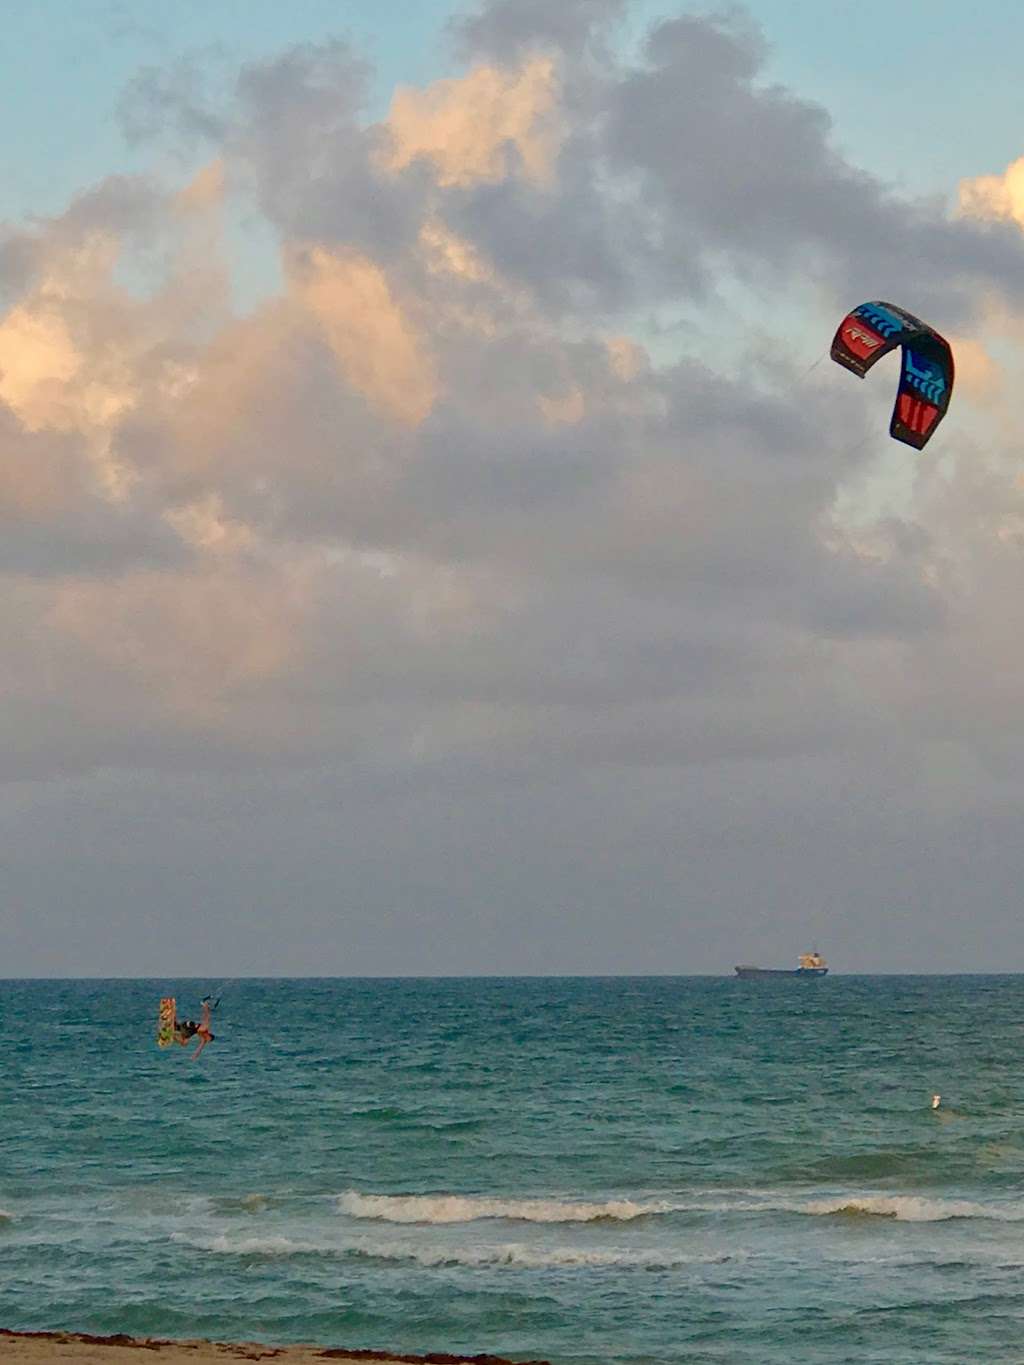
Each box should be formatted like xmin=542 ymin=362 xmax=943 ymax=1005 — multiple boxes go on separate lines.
xmin=336 ymin=1188 xmax=1024 ymax=1226
xmin=176 ymin=1230 xmax=741 ymax=1271
xmin=657 ymin=1191 xmax=1024 ymax=1223
xmin=349 ymin=1241 xmax=744 ymax=1270
xmin=171 ymin=1232 xmax=319 ymax=1256
xmin=800 ymin=1194 xmax=1024 ymax=1222
xmin=336 ymin=1190 xmax=672 ymax=1224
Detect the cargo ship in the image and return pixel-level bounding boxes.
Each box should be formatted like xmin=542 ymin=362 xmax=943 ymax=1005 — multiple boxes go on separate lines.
xmin=734 ymin=951 xmax=828 ymax=979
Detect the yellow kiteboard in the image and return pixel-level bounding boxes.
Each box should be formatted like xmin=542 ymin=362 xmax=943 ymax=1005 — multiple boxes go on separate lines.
xmin=157 ymin=997 xmax=176 ymax=1048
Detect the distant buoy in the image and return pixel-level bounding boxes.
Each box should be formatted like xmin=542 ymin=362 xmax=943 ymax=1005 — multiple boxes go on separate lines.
xmin=931 ymin=1094 xmax=941 ymax=1110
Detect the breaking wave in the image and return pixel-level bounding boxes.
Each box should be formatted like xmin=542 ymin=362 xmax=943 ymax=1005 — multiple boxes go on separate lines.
xmin=349 ymin=1241 xmax=744 ymax=1270
xmin=646 ymin=1191 xmax=1024 ymax=1223
xmin=174 ymin=1229 xmax=740 ymax=1271
xmin=800 ymin=1195 xmax=1024 ymax=1223
xmin=337 ymin=1188 xmax=1024 ymax=1226
xmin=172 ymin=1232 xmax=320 ymax=1256
xmin=336 ymin=1191 xmax=673 ymax=1224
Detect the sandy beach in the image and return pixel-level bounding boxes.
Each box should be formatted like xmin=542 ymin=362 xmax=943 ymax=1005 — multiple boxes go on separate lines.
xmin=0 ymin=1334 xmax=548 ymax=1365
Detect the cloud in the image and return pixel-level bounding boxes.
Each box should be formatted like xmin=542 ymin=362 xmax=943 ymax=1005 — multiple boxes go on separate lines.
xmin=960 ymin=156 xmax=1024 ymax=229
xmin=599 ymin=14 xmax=1024 ymax=317
xmin=0 ymin=300 xmax=84 ymax=433
xmin=48 ymin=565 xmax=300 ymax=722
xmin=948 ymin=333 xmax=1003 ymax=403
xmin=453 ymin=0 xmax=626 ymax=64
xmin=287 ymin=244 xmax=439 ymax=427
xmin=8 ymin=9 xmax=1016 ymax=771
xmin=117 ymin=51 xmax=230 ymax=151
xmin=0 ymin=233 xmax=144 ymax=506
xmin=381 ymin=58 xmax=563 ymax=188
xmin=8 ymin=2 xmax=1024 ymax=969
xmin=175 ymin=159 xmax=225 ymax=213
xmin=0 ymin=405 xmax=83 ymax=520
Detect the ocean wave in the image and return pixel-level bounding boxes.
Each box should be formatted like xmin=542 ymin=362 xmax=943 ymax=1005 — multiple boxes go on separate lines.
xmin=349 ymin=1241 xmax=744 ymax=1271
xmin=174 ymin=1229 xmax=740 ymax=1271
xmin=336 ymin=1187 xmax=1024 ymax=1226
xmin=800 ymin=1195 xmax=1024 ymax=1223
xmin=171 ymin=1232 xmax=319 ymax=1256
xmin=656 ymin=1191 xmax=1024 ymax=1223
xmin=336 ymin=1191 xmax=673 ymax=1224
xmin=207 ymin=1192 xmax=271 ymax=1214
xmin=0 ymin=1209 xmax=12 ymax=1223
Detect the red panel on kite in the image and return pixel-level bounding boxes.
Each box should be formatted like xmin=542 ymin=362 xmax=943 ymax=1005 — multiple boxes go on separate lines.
xmin=837 ymin=317 xmax=886 ymax=367
xmin=895 ymin=393 xmax=940 ymax=444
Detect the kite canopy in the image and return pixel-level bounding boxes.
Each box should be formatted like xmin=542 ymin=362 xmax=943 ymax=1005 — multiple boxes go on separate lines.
xmin=830 ymin=301 xmax=954 ymax=450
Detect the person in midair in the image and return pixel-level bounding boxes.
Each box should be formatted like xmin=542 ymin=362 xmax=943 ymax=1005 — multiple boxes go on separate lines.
xmin=173 ymin=998 xmax=216 ymax=1060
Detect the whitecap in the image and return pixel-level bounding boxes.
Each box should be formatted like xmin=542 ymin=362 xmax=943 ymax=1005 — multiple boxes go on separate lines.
xmin=350 ymin=1240 xmax=744 ymax=1271
xmin=171 ymin=1231 xmax=318 ymax=1256
xmin=799 ymin=1194 xmax=1024 ymax=1223
xmin=632 ymin=1190 xmax=1024 ymax=1223
xmin=172 ymin=1228 xmax=744 ymax=1271
xmin=335 ymin=1191 xmax=672 ymax=1225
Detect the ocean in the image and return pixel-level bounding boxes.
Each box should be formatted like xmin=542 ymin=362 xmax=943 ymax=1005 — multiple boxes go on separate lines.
xmin=3 ymin=976 xmax=1024 ymax=1364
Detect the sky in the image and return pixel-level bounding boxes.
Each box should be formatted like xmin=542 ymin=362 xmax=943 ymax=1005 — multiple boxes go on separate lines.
xmin=4 ymin=1 xmax=1024 ymax=976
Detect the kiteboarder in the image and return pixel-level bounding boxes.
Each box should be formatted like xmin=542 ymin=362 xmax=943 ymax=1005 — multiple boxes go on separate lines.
xmin=173 ymin=998 xmax=216 ymax=1060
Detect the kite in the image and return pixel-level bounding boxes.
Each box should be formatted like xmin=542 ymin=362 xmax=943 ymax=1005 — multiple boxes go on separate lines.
xmin=830 ymin=301 xmax=953 ymax=449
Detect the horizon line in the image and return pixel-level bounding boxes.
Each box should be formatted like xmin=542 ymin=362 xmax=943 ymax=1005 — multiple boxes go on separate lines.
xmin=2 ymin=970 xmax=1022 ymax=981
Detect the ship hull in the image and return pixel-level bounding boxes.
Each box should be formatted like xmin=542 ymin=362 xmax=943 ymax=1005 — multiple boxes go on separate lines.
xmin=734 ymin=966 xmax=828 ymax=978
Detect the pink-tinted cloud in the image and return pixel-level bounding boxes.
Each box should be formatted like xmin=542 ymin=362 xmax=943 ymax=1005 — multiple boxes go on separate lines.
xmin=287 ymin=245 xmax=439 ymax=427
xmin=381 ymin=57 xmax=563 ymax=188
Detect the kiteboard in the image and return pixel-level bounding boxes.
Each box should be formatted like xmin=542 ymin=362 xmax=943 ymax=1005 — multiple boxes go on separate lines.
xmin=157 ymin=997 xmax=176 ymax=1048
